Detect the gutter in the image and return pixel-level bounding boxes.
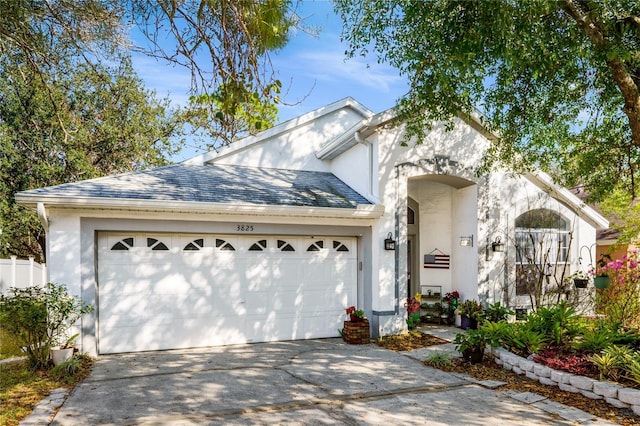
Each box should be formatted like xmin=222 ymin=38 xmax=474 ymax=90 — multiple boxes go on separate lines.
xmin=15 ymin=195 xmax=385 ymax=220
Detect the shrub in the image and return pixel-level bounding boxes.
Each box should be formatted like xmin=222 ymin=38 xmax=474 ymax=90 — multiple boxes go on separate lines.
xmin=424 ymin=351 xmax=452 ymax=367
xmin=526 ymin=301 xmax=582 ymax=347
xmin=0 ymin=283 xmax=92 ymax=369
xmin=596 ymin=251 xmax=640 ymax=329
xmin=482 ymin=302 xmax=514 ymax=323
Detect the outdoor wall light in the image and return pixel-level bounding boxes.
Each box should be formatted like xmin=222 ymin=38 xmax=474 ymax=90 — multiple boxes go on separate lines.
xmin=459 ymin=235 xmax=473 ymax=247
xmin=491 ymin=237 xmax=505 ymax=252
xmin=384 ymin=232 xmax=396 ymax=251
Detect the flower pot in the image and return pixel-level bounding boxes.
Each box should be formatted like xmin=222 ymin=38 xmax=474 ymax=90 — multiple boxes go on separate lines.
xmin=573 ymin=278 xmax=588 ymax=288
xmin=594 ymin=276 xmax=610 ymax=289
xmin=460 ymin=315 xmax=478 ymax=330
xmin=51 ymin=347 xmax=73 ymax=366
xmin=462 ymin=347 xmax=484 ymax=364
xmin=350 ymin=314 xmax=363 ymax=322
xmin=343 ymin=319 xmax=370 ymax=344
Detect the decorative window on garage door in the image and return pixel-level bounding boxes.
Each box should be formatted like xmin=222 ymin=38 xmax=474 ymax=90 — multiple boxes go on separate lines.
xmin=249 ymin=239 xmax=267 ymax=251
xmin=147 ymin=238 xmax=169 ymax=251
xmin=277 ymin=239 xmax=295 ymax=252
xmin=306 ymin=241 xmax=324 ymax=251
xmin=215 ymin=238 xmax=235 ymax=251
xmin=333 ymin=240 xmax=349 ymax=252
xmin=111 ymin=237 xmax=134 ymax=251
xmin=184 ymin=238 xmax=204 ymax=251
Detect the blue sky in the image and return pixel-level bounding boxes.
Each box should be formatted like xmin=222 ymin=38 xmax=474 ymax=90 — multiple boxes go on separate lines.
xmin=130 ymin=1 xmax=408 ymax=162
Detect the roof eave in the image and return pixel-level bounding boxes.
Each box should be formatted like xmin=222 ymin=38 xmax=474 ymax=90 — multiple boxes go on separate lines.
xmin=524 ymin=171 xmax=610 ymax=230
xmin=15 ymin=194 xmax=384 ymax=220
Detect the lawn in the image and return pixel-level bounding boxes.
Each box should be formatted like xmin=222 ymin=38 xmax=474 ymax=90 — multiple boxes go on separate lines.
xmin=0 ymin=357 xmax=92 ymax=426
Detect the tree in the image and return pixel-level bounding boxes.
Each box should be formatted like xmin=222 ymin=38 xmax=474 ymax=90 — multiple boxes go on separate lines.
xmin=0 ymin=53 xmax=180 ymax=262
xmin=335 ymin=0 xmax=640 ymax=199
xmin=0 ymin=0 xmax=297 ymax=148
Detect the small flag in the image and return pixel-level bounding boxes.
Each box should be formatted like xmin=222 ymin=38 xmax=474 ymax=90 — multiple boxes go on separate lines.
xmin=424 ymin=254 xmax=450 ymax=269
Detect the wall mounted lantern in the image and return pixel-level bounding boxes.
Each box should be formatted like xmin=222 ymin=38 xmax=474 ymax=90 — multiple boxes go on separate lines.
xmin=491 ymin=237 xmax=505 ymax=252
xmin=459 ymin=235 xmax=474 ymax=247
xmin=384 ymin=232 xmax=396 ymax=251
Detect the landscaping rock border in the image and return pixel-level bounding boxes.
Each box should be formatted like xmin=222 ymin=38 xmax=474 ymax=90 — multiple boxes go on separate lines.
xmin=492 ymin=347 xmax=640 ymax=416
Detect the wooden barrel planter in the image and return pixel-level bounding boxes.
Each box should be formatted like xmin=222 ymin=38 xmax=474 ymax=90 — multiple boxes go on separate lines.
xmin=343 ymin=319 xmax=370 ymax=344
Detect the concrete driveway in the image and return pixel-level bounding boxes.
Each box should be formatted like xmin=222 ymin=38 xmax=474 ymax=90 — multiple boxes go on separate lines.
xmin=50 ymin=338 xmax=611 ymax=425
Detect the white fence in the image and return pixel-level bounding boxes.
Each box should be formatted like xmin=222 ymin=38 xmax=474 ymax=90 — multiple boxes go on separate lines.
xmin=0 ymin=256 xmax=47 ymax=295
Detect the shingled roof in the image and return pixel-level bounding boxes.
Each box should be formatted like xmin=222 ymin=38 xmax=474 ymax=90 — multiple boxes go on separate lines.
xmin=17 ymin=164 xmax=371 ymax=209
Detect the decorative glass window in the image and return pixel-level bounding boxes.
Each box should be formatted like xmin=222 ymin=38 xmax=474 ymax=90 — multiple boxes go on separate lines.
xmin=249 ymin=239 xmax=267 ymax=251
xmin=277 ymin=240 xmax=295 ymax=252
xmin=514 ymin=209 xmax=570 ymax=296
xmin=184 ymin=238 xmax=204 ymax=251
xmin=407 ymin=207 xmax=415 ymax=225
xmin=306 ymin=241 xmax=324 ymax=252
xmin=111 ymin=237 xmax=134 ymax=251
xmin=147 ymin=238 xmax=169 ymax=251
xmin=333 ymin=241 xmax=349 ymax=252
xmin=215 ymin=238 xmax=235 ymax=251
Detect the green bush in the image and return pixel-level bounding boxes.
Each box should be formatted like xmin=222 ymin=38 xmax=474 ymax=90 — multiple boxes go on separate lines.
xmin=526 ymin=301 xmax=582 ymax=347
xmin=481 ymin=321 xmax=546 ymax=357
xmin=0 ymin=326 xmax=23 ymax=359
xmin=482 ymin=302 xmax=514 ymax=323
xmin=424 ymin=351 xmax=452 ymax=367
xmin=0 ymin=283 xmax=92 ymax=370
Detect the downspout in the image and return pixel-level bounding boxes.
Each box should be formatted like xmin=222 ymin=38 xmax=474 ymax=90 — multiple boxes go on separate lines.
xmin=37 ymin=202 xmax=49 ymax=232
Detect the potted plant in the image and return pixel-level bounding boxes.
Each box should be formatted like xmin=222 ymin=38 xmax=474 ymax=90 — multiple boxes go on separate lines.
xmin=456 ymin=299 xmax=483 ymax=330
xmin=442 ymin=290 xmax=459 ymax=320
xmin=345 ymin=306 xmax=366 ymax=322
xmin=568 ymin=270 xmax=590 ymax=288
xmin=454 ymin=328 xmax=487 ymax=364
xmin=593 ymin=254 xmax=612 ymax=289
xmin=404 ymin=293 xmax=421 ymax=329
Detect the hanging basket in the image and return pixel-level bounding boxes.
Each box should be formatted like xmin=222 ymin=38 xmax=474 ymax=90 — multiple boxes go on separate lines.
xmin=594 ymin=275 xmax=611 ymax=289
xmin=573 ymin=278 xmax=588 ymax=289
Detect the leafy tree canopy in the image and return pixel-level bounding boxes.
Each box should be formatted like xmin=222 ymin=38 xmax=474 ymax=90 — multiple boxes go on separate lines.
xmin=0 ymin=0 xmax=298 ymax=148
xmin=0 ymin=53 xmax=180 ymax=262
xmin=336 ymin=0 xmax=640 ymax=200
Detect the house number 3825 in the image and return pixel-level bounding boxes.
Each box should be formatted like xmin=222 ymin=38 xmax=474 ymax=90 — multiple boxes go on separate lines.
xmin=236 ymin=225 xmax=254 ymax=232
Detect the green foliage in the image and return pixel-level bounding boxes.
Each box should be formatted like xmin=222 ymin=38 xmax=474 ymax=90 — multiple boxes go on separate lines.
xmin=0 ymin=287 xmax=49 ymax=369
xmin=406 ymin=313 xmax=420 ymax=329
xmin=525 ymin=302 xmax=582 ymax=347
xmin=335 ymin=0 xmax=640 ymax=199
xmin=50 ymin=355 xmax=82 ymax=381
xmin=0 ymin=54 xmax=180 ymax=261
xmin=482 ymin=302 xmax=514 ymax=323
xmin=0 ymin=283 xmax=92 ymax=370
xmin=456 ymin=299 xmax=483 ymax=320
xmin=590 ymin=345 xmax=640 ymax=386
xmin=424 ymin=351 xmax=452 ymax=368
xmin=0 ymin=327 xmax=22 ymax=359
xmin=453 ymin=329 xmax=487 ymax=354
xmin=480 ymin=321 xmax=546 ymax=357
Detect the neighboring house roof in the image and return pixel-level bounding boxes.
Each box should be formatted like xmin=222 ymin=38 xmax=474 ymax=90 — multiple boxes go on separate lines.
xmin=569 ymin=185 xmax=620 ymax=242
xmin=16 ymin=164 xmax=382 ymax=218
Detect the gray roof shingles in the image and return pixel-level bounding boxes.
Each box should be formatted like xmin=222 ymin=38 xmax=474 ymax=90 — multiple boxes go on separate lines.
xmin=19 ymin=164 xmax=371 ymax=209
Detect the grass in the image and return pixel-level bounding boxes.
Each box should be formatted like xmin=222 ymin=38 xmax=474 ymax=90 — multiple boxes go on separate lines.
xmin=0 ymin=356 xmax=93 ymax=426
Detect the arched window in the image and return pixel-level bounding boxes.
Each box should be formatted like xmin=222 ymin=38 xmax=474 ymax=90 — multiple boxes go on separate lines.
xmin=514 ymin=209 xmax=570 ymax=295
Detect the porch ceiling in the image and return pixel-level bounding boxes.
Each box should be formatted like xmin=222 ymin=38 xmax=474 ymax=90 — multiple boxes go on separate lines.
xmin=408 ymin=174 xmax=476 ymax=189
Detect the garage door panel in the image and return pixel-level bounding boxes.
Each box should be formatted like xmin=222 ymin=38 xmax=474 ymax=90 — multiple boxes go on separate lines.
xmin=98 ymin=233 xmax=358 ymax=354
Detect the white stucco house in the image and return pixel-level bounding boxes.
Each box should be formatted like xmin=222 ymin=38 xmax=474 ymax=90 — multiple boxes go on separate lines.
xmin=16 ymin=97 xmax=608 ymax=356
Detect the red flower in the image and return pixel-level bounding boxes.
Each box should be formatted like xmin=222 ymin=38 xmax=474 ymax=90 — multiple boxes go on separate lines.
xmin=345 ymin=306 xmax=356 ymax=315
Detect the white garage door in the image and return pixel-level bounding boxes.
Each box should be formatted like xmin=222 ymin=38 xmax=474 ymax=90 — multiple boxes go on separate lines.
xmin=97 ymin=233 xmax=357 ymax=354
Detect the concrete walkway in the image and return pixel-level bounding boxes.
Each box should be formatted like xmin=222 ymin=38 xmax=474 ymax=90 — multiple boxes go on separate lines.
xmin=32 ymin=325 xmax=618 ymax=426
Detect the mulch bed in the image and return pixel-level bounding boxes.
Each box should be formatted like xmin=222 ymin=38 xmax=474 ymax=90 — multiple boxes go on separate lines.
xmin=375 ymin=332 xmax=640 ymax=425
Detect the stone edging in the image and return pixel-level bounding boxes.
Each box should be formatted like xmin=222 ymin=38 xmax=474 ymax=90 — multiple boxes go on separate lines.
xmin=492 ymin=347 xmax=640 ymax=416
